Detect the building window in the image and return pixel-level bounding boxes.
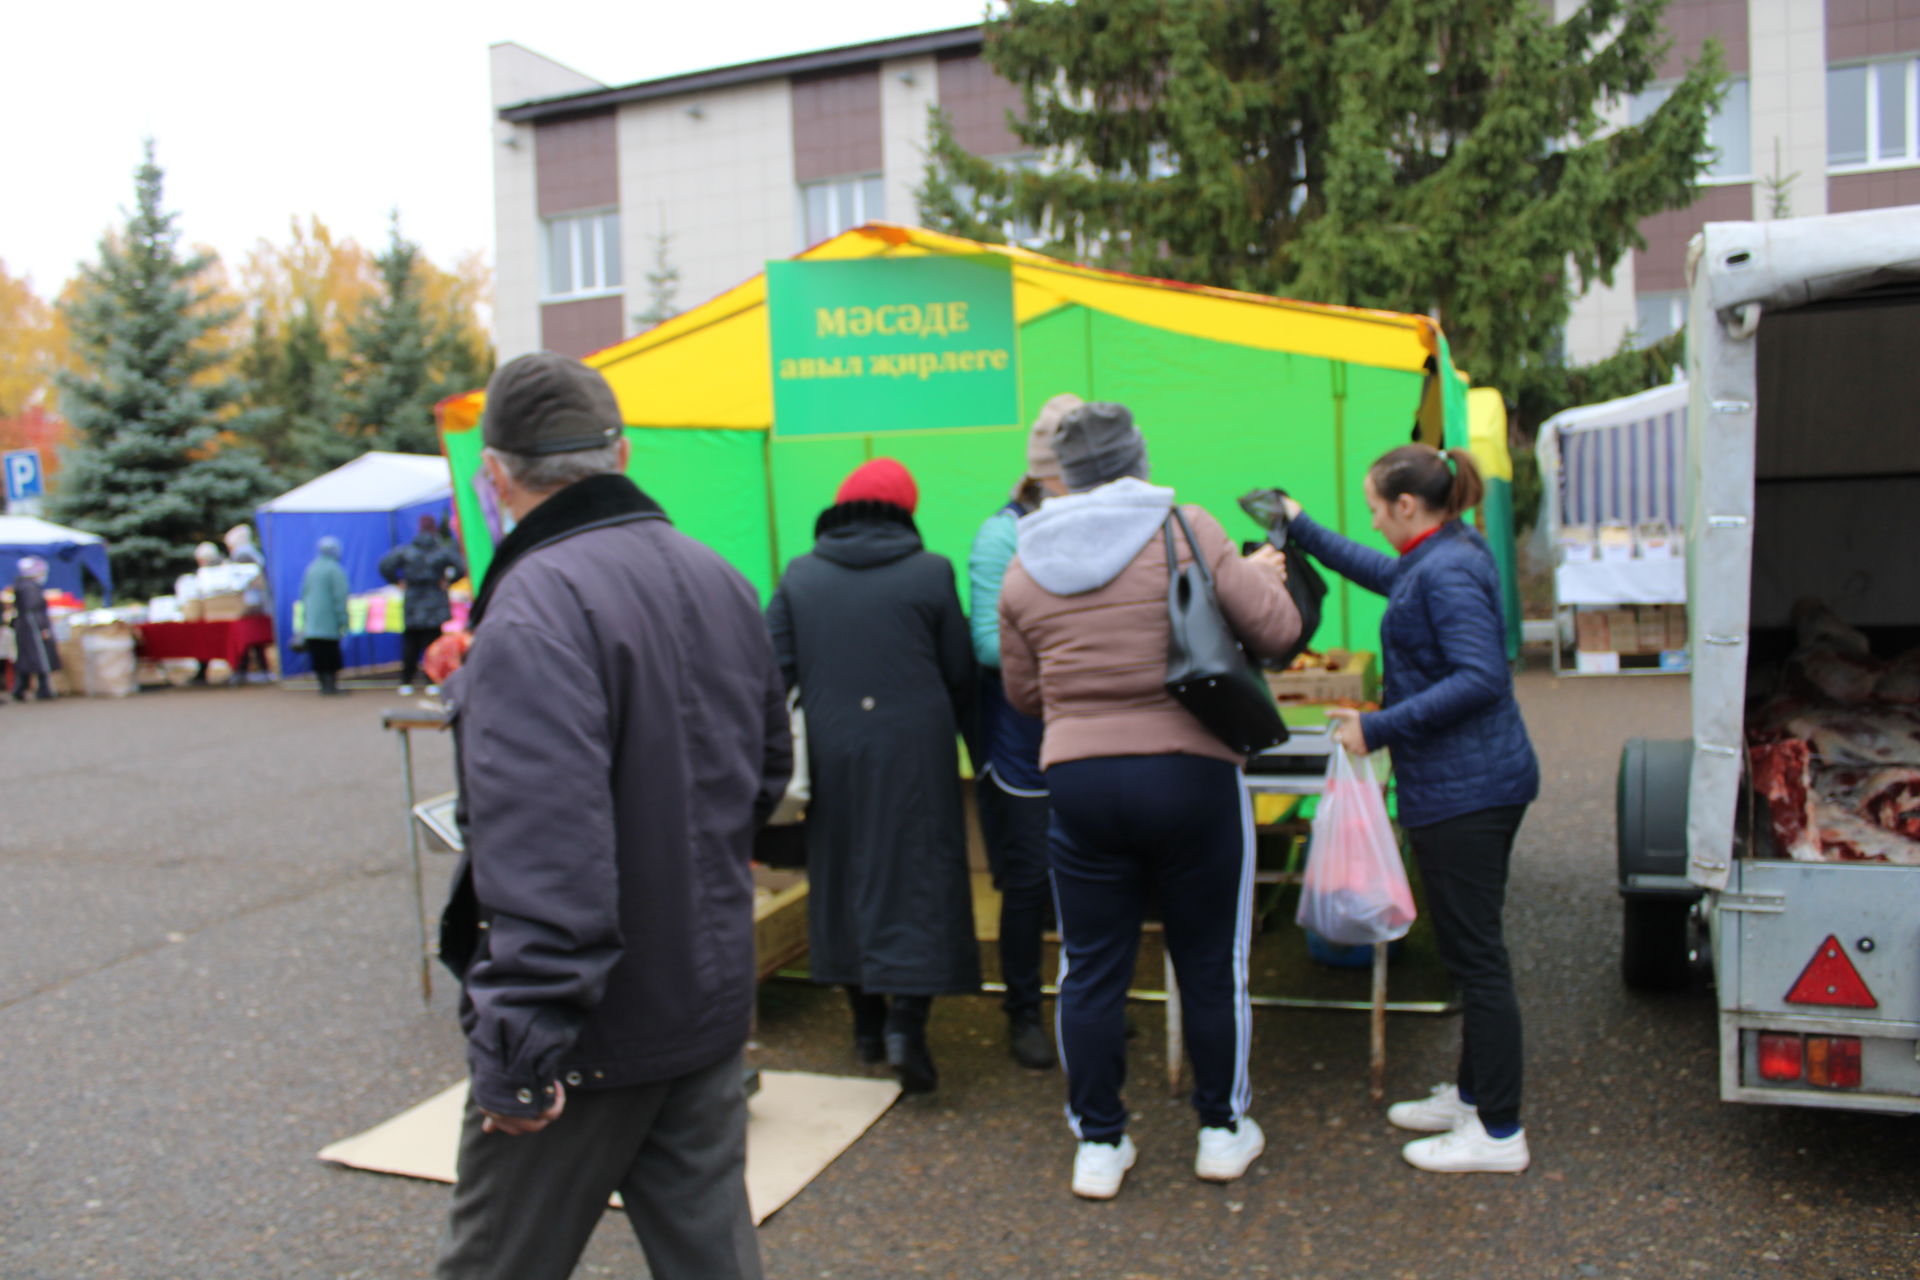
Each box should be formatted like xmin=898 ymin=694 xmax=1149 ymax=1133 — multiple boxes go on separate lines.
xmin=544 ymin=210 xmax=622 ymax=301
xmin=1828 ymin=59 xmax=1919 ymax=170
xmin=801 ymin=175 xmax=884 ymax=245
xmin=1633 ymin=292 xmax=1686 ymax=349
xmin=1630 ymin=77 xmax=1751 ymax=182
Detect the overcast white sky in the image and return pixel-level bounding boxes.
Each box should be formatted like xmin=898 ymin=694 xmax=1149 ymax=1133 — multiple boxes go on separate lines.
xmin=4 ymin=0 xmax=989 ymax=298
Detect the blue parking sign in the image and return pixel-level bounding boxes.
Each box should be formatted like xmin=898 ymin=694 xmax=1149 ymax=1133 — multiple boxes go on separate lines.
xmin=5 ymin=449 xmax=43 ymax=503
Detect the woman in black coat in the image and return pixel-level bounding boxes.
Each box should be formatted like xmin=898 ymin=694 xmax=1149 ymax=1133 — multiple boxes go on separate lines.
xmin=9 ymin=556 xmax=59 ymax=701
xmin=765 ymin=458 xmax=978 ymax=1093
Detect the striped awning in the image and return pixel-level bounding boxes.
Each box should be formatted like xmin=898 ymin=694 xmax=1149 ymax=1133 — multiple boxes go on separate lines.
xmin=1541 ymin=381 xmax=1690 ymax=530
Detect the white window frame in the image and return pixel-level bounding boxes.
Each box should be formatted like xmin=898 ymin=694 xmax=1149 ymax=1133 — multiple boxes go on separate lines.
xmin=799 ymin=174 xmax=885 ymax=246
xmin=1628 ymin=77 xmax=1752 ymax=185
xmin=1826 ymin=57 xmax=1920 ymax=174
xmin=542 ymin=208 xmax=623 ymax=302
xmin=1632 ymin=291 xmax=1687 ymax=350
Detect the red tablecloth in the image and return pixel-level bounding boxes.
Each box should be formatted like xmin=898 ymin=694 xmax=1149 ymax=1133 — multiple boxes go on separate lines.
xmin=136 ymin=615 xmax=275 ymax=666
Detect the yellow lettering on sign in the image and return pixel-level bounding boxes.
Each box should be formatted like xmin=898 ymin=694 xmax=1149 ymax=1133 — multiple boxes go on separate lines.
xmin=816 ymin=309 xmax=846 ymax=339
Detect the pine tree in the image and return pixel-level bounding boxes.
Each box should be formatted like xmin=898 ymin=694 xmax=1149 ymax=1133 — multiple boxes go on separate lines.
xmin=53 ymin=142 xmax=278 ymax=600
xmin=922 ymin=0 xmax=1724 ymax=426
xmin=341 ymin=217 xmax=437 ymax=454
xmin=239 ymin=299 xmax=355 ymax=479
xmin=340 ymin=217 xmax=493 ymax=455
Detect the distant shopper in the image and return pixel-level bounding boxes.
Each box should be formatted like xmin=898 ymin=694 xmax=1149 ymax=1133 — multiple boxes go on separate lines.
xmin=998 ymin=402 xmax=1298 ymax=1200
xmin=1282 ymin=444 xmax=1540 ymax=1175
xmin=224 ymin=524 xmax=273 ymax=684
xmin=184 ymin=541 xmax=225 ymax=686
xmin=9 ymin=556 xmax=60 ymax=701
xmin=298 ymin=536 xmax=351 ymax=696
xmin=766 ymin=457 xmax=979 ymax=1094
xmin=434 ymin=351 xmax=785 ymax=1280
xmin=967 ymin=392 xmax=1081 ymax=1070
xmin=379 ymin=514 xmax=462 ymax=694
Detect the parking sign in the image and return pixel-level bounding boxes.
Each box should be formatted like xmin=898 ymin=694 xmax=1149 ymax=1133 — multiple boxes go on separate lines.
xmin=4 ymin=449 xmax=43 ymax=504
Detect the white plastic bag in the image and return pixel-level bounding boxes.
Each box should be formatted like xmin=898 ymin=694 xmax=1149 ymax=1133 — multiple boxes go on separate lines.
xmin=767 ymin=690 xmax=809 ymax=826
xmin=1295 ymin=749 xmax=1416 ymax=946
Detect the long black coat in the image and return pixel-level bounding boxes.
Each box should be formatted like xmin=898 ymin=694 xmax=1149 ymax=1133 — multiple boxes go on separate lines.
xmin=767 ymin=505 xmax=980 ymax=996
xmin=378 ymin=533 xmax=462 ymax=630
xmin=9 ymin=577 xmax=58 ymax=675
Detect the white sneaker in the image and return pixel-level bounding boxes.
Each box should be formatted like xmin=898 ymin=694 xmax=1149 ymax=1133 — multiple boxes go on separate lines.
xmin=1071 ymin=1135 xmax=1137 ymax=1199
xmin=1194 ymin=1116 xmax=1265 ymax=1182
xmin=1401 ymin=1114 xmax=1530 ymax=1174
xmin=1386 ymin=1082 xmax=1476 ymax=1132
xmin=398 ymin=685 xmax=415 ymax=696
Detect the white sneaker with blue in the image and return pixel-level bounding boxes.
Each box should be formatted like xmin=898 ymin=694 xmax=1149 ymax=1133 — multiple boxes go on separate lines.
xmin=1400 ymin=1113 xmax=1530 ymax=1174
xmin=1387 ymin=1082 xmax=1476 ymax=1132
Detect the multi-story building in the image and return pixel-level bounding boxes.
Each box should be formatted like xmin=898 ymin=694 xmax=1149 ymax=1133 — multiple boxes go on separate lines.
xmin=490 ymin=3 xmax=1920 ymax=368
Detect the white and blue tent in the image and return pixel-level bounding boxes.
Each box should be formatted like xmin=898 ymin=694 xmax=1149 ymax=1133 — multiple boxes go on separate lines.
xmin=255 ymin=452 xmax=455 ymax=676
xmin=0 ymin=514 xmax=112 ymax=601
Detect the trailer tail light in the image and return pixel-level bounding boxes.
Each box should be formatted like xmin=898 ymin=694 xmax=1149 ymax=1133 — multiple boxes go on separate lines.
xmin=1758 ymin=1032 xmax=1803 ymax=1082
xmin=1756 ymin=1032 xmax=1862 ymax=1088
xmin=1785 ymin=935 xmax=1877 ymax=1009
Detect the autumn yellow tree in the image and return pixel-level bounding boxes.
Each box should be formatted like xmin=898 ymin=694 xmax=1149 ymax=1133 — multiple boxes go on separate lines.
xmin=0 ymin=259 xmax=70 ymax=418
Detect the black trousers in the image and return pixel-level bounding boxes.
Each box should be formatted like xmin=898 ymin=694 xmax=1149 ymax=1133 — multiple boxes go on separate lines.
xmin=1405 ymin=803 xmax=1528 ymax=1131
xmin=435 ymin=1051 xmax=762 ymax=1280
xmin=1047 ymin=754 xmax=1254 ymax=1139
xmin=974 ymin=772 xmax=1053 ymax=1017
xmin=401 ymin=627 xmax=439 ymax=686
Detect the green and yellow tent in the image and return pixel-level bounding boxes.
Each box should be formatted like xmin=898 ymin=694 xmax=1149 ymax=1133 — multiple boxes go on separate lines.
xmin=439 ymin=223 xmax=1518 ymax=659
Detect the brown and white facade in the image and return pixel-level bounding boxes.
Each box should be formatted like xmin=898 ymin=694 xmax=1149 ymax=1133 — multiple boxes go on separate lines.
xmin=490 ymin=4 xmax=1920 ymax=367
xmin=488 ymin=27 xmax=1022 ymax=362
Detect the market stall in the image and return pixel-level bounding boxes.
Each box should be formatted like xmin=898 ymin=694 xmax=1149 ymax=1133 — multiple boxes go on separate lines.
xmin=1535 ymin=380 xmax=1690 ymax=675
xmin=255 ymin=452 xmax=454 ymax=678
xmin=0 ymin=514 xmax=112 ymax=602
xmin=438 ymin=222 xmax=1520 ymax=661
xmin=135 ymin=615 xmax=275 ymax=669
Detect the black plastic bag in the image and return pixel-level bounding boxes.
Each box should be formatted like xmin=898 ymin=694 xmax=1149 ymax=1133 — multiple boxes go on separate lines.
xmin=1238 ymin=488 xmax=1328 ymax=668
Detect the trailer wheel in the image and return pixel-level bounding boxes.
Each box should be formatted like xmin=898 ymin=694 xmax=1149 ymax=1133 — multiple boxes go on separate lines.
xmin=1621 ymin=896 xmax=1695 ymax=990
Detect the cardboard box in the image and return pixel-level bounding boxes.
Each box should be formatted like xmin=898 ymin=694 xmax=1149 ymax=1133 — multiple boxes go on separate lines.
xmin=1604 ymin=608 xmax=1640 ymax=654
xmin=180 ymin=597 xmax=206 ymax=623
xmin=1575 ymin=649 xmax=1622 ymax=674
xmin=1635 ymin=606 xmax=1670 ymax=655
xmin=199 ymin=591 xmax=248 ymax=622
xmin=752 ymin=867 xmax=810 ymax=981
xmin=1666 ymin=607 xmax=1689 ymax=650
xmin=1574 ymin=608 xmax=1612 ymax=653
xmin=1264 ymin=650 xmax=1379 ymax=704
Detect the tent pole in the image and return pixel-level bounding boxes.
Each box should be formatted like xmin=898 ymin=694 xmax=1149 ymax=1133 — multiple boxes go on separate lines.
xmin=1331 ymin=361 xmax=1351 ymax=649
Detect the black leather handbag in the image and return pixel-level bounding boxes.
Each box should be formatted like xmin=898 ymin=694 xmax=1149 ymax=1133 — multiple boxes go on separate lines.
xmin=1238 ymin=487 xmax=1328 ymax=669
xmin=1163 ymin=508 xmax=1289 ymax=753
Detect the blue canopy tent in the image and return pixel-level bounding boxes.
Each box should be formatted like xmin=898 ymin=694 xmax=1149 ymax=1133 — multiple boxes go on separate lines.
xmin=0 ymin=515 xmax=113 ymax=601
xmin=256 ymin=452 xmax=454 ymax=677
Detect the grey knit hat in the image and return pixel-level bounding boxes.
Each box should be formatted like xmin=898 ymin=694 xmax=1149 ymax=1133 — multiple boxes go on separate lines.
xmin=1055 ymin=401 xmax=1149 ymax=491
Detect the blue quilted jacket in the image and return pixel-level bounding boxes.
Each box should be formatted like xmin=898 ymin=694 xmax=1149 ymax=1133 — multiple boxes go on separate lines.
xmin=1288 ymin=514 xmax=1538 ymax=828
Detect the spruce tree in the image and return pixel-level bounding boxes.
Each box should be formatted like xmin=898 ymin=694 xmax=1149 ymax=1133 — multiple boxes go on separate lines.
xmin=54 ymin=142 xmax=278 ymax=600
xmin=340 ymin=218 xmax=439 ymax=455
xmin=922 ymin=0 xmax=1723 ymax=423
xmin=240 ymin=300 xmax=355 ymax=480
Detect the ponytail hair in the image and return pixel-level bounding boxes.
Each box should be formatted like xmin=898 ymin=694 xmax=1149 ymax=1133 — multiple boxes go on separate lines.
xmin=1369 ymin=444 xmax=1484 ymax=520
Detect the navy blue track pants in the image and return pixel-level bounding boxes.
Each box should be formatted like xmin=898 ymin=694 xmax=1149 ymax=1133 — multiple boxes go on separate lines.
xmin=1046 ymin=754 xmax=1255 ymax=1140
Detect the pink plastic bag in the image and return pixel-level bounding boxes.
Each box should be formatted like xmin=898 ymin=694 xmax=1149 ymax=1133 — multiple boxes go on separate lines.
xmin=1295 ymin=749 xmax=1417 ymax=947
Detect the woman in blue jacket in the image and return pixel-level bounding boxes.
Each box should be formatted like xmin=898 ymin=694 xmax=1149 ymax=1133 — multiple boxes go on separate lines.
xmin=1285 ymin=444 xmax=1540 ymax=1175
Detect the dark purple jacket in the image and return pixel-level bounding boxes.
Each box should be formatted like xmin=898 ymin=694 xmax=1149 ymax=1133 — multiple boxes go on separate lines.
xmin=443 ymin=477 xmax=790 ymax=1116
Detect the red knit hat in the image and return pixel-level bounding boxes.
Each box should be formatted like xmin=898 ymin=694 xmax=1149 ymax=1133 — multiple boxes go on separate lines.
xmin=835 ymin=457 xmax=918 ymax=514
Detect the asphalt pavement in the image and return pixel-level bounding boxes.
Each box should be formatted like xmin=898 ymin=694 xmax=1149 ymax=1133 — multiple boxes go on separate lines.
xmin=3 ymin=667 xmax=1917 ymax=1279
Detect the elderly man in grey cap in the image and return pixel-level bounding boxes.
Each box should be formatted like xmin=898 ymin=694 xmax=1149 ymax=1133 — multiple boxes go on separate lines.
xmin=434 ymin=351 xmax=790 ymax=1280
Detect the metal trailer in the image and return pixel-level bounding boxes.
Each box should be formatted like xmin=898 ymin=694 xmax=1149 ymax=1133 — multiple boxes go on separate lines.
xmin=1614 ymin=206 xmax=1920 ymax=1113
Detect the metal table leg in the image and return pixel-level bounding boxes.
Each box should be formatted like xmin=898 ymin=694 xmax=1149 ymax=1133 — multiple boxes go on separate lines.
xmin=398 ymin=726 xmax=431 ymax=1007
xmin=1369 ymin=942 xmax=1388 ymax=1103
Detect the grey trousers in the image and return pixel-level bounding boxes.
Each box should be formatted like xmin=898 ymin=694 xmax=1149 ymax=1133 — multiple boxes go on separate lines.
xmin=433 ymin=1052 xmax=763 ymax=1280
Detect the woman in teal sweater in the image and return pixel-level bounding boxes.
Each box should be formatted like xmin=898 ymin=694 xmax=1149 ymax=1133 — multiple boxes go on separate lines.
xmin=299 ymin=536 xmax=352 ymax=695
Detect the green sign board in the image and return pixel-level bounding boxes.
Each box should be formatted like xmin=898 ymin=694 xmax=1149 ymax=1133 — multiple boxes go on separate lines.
xmin=766 ymin=255 xmax=1020 ymax=437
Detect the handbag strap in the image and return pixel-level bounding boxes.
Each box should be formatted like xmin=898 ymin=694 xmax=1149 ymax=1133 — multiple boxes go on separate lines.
xmin=1161 ymin=505 xmax=1214 ymax=589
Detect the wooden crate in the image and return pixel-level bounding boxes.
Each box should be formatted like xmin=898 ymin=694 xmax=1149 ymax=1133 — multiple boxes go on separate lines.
xmin=1265 ymin=650 xmax=1378 ymax=704
xmin=753 ymin=867 xmax=809 ymax=981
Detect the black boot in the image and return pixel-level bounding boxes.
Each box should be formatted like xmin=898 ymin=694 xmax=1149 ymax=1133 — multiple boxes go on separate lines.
xmin=884 ymin=995 xmax=938 ymax=1094
xmin=1008 ymin=1009 xmax=1056 ymax=1070
xmin=846 ymin=987 xmax=886 ymax=1064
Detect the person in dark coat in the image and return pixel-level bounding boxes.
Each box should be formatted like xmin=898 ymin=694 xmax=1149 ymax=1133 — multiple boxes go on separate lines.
xmin=434 ymin=352 xmax=787 ymax=1280
xmin=9 ymin=556 xmax=59 ymax=701
xmin=1283 ymin=443 xmax=1540 ymax=1176
xmin=765 ymin=457 xmax=979 ymax=1093
xmin=379 ymin=514 xmax=463 ymax=693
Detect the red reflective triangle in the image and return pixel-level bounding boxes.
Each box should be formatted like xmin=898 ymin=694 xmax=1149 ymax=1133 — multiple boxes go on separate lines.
xmin=1785 ymin=934 xmax=1878 ymax=1009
